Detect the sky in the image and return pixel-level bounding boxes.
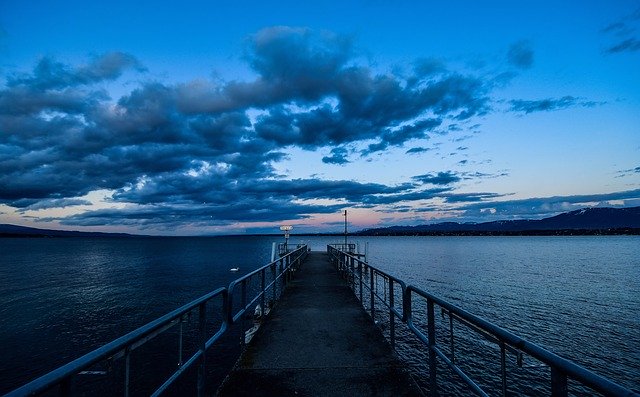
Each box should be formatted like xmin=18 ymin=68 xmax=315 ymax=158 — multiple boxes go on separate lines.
xmin=0 ymin=0 xmax=639 ymax=235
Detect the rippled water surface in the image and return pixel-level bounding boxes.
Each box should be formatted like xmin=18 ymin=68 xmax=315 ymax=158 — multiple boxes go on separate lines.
xmin=1 ymin=236 xmax=638 ymax=394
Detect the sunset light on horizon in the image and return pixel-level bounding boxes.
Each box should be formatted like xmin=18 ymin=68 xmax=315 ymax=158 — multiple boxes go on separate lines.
xmin=1 ymin=1 xmax=639 ymax=235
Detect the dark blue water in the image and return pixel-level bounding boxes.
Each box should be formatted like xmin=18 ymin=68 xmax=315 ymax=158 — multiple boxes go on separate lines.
xmin=1 ymin=236 xmax=638 ymax=395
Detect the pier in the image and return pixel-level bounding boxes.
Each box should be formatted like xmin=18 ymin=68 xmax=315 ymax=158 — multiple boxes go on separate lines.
xmin=6 ymin=244 xmax=639 ymax=397
xmin=216 ymin=251 xmax=420 ymax=396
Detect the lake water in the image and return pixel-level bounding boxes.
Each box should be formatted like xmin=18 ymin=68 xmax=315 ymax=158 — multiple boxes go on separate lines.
xmin=1 ymin=236 xmax=638 ymax=395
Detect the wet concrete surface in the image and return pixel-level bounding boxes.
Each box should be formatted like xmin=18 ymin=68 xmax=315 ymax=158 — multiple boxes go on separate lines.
xmin=216 ymin=251 xmax=422 ymax=396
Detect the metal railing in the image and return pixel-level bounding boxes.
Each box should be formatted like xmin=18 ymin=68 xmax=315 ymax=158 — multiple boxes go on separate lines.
xmin=327 ymin=245 xmax=638 ymax=397
xmin=7 ymin=245 xmax=309 ymax=397
xmin=328 ymin=243 xmax=357 ymax=254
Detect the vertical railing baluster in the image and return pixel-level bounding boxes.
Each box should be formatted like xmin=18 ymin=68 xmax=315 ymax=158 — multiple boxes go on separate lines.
xmin=427 ymin=298 xmax=437 ymax=396
xmin=241 ymin=280 xmax=247 ymax=347
xmin=350 ymin=257 xmax=355 ymax=290
xmin=197 ymin=303 xmax=206 ymax=397
xmin=449 ymin=313 xmax=455 ymax=365
xmin=59 ymin=377 xmax=70 ymax=397
xmin=286 ymin=254 xmax=291 ymax=283
xmin=261 ymin=269 xmax=266 ymax=317
xmin=279 ymin=258 xmax=284 ymax=289
xmin=359 ymin=263 xmax=363 ymax=303
xmin=389 ymin=279 xmax=395 ymax=349
xmin=178 ymin=316 xmax=184 ymax=367
xmin=551 ymin=367 xmax=568 ymax=397
xmin=271 ymin=263 xmax=276 ymax=303
xmin=124 ymin=347 xmax=131 ymax=397
xmin=500 ymin=342 xmax=507 ymax=396
xmin=370 ymin=269 xmax=375 ymax=320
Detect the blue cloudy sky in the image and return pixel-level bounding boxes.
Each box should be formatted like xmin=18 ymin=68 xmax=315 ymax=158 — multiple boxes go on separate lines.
xmin=1 ymin=1 xmax=639 ymax=235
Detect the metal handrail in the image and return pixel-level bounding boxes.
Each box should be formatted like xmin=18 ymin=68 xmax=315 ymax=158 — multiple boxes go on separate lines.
xmin=327 ymin=245 xmax=638 ymax=397
xmin=6 ymin=288 xmax=228 ymax=397
xmin=227 ymin=245 xmax=309 ymax=339
xmin=328 ymin=243 xmax=357 ymax=253
xmin=7 ymin=245 xmax=309 ymax=397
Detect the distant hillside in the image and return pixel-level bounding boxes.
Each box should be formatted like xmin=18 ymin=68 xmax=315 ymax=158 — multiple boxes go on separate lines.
xmin=0 ymin=224 xmax=137 ymax=238
xmin=357 ymin=206 xmax=640 ymax=236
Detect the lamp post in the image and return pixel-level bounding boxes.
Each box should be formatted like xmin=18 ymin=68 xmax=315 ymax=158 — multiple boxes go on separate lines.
xmin=343 ymin=210 xmax=348 ymax=248
xmin=280 ymin=225 xmax=293 ymax=253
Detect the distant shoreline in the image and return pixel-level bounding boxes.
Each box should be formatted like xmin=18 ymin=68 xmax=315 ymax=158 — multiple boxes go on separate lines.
xmin=2 ymin=228 xmax=639 ymax=238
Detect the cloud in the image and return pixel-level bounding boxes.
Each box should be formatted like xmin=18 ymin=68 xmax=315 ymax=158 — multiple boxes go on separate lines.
xmin=322 ymin=147 xmax=350 ymax=164
xmin=0 ymin=27 xmax=507 ymax=229
xmin=442 ymin=192 xmax=505 ymax=203
xmin=7 ymin=52 xmax=144 ymax=90
xmin=509 ymin=96 xmax=600 ymax=114
xmin=413 ymin=171 xmax=461 ymax=185
xmin=457 ymin=189 xmax=640 ymax=219
xmin=602 ymin=8 xmax=640 ymax=54
xmin=13 ymin=198 xmax=92 ymax=211
xmin=405 ymin=146 xmax=430 ymax=155
xmin=507 ymin=40 xmax=534 ymax=69
xmin=606 ymin=38 xmax=640 ymax=53
xmin=616 ymin=165 xmax=640 ymax=177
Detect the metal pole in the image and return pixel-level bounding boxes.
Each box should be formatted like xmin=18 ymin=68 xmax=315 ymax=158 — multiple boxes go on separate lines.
xmin=370 ymin=269 xmax=375 ymax=320
xmin=427 ymin=298 xmax=438 ymax=396
xmin=389 ymin=279 xmax=395 ymax=349
xmin=344 ymin=210 xmax=347 ymax=248
xmin=197 ymin=303 xmax=206 ymax=397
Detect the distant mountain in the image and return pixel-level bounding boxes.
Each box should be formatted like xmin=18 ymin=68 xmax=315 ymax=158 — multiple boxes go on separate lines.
xmin=0 ymin=224 xmax=137 ymax=238
xmin=357 ymin=206 xmax=640 ymax=236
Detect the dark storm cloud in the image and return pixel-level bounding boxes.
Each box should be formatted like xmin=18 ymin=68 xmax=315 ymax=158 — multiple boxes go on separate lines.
xmin=1 ymin=26 xmax=501 ymax=228
xmin=507 ymin=40 xmax=534 ymax=69
xmin=509 ymin=96 xmax=600 ymax=114
xmin=413 ymin=171 xmax=461 ymax=185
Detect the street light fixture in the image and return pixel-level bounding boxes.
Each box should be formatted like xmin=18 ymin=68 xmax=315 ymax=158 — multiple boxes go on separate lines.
xmin=280 ymin=225 xmax=293 ymax=252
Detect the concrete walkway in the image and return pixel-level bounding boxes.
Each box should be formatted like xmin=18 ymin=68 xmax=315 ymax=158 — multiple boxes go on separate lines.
xmin=216 ymin=251 xmax=422 ymax=396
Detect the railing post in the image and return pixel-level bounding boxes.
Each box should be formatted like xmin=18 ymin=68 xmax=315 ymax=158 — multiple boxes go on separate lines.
xmin=427 ymin=298 xmax=438 ymax=396
xmin=286 ymin=254 xmax=291 ymax=283
xmin=389 ymin=279 xmax=395 ymax=349
xmin=279 ymin=258 xmax=284 ymax=290
xmin=178 ymin=316 xmax=184 ymax=367
xmin=124 ymin=347 xmax=131 ymax=397
xmin=241 ymin=280 xmax=247 ymax=347
xmin=261 ymin=269 xmax=266 ymax=317
xmin=271 ymin=263 xmax=276 ymax=302
xmin=551 ymin=367 xmax=568 ymax=397
xmin=359 ymin=263 xmax=363 ymax=303
xmin=449 ymin=314 xmax=455 ymax=365
xmin=350 ymin=257 xmax=355 ymax=290
xmin=370 ymin=269 xmax=375 ymax=320
xmin=197 ymin=302 xmax=207 ymax=397
xmin=500 ymin=342 xmax=507 ymax=396
xmin=59 ymin=377 xmax=71 ymax=397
